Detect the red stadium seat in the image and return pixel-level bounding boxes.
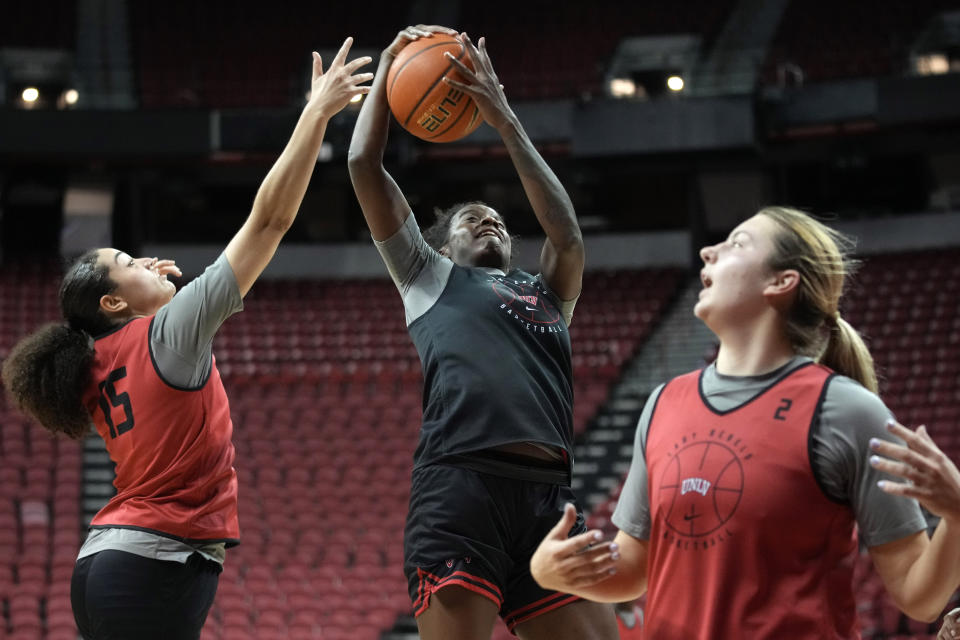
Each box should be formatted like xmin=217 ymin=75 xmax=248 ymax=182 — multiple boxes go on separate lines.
xmin=12 ymin=250 xmax=955 ymax=639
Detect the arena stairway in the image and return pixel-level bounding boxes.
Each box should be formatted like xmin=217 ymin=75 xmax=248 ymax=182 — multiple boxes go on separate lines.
xmin=571 ymin=276 xmax=717 ymax=531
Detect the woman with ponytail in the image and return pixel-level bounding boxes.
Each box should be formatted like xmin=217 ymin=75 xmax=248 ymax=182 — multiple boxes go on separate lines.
xmin=3 ymin=251 xmax=124 ymax=440
xmin=1 ymin=39 xmax=371 ymax=640
xmin=530 ymin=207 xmax=960 ymax=638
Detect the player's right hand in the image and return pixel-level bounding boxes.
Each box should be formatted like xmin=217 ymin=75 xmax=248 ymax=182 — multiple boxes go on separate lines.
xmin=384 ymin=24 xmax=457 ymax=58
xmin=530 ymin=503 xmax=620 ymax=592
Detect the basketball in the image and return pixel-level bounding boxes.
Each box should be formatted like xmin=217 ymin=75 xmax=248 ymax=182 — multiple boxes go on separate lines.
xmin=386 ymin=33 xmax=484 ymax=143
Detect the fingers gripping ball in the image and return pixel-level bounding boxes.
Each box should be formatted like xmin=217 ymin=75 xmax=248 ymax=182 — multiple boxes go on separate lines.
xmin=386 ymin=33 xmax=483 ymax=143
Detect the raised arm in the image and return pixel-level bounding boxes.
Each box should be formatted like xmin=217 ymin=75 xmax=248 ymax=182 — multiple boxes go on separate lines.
xmin=867 ymin=421 xmax=960 ymax=622
xmin=224 ymin=38 xmax=372 ymax=296
xmin=348 ymin=25 xmax=457 ymax=241
xmin=444 ymin=34 xmax=584 ymax=300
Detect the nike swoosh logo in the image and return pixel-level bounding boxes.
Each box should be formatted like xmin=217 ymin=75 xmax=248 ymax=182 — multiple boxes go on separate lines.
xmin=525 ymin=306 xmax=537 ymax=311
xmin=683 ymin=513 xmax=701 ymax=521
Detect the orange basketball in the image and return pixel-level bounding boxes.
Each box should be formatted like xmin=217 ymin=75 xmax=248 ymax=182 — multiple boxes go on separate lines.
xmin=386 ymin=33 xmax=483 ymax=143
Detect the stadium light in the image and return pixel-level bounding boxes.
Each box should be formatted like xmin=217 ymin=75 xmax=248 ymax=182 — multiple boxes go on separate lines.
xmin=916 ymin=53 xmax=950 ymax=75
xmin=609 ymin=77 xmax=636 ymax=98
xmin=21 ymin=87 xmax=40 ymax=103
xmin=667 ymin=75 xmax=685 ymax=92
xmin=63 ymin=89 xmax=79 ymax=105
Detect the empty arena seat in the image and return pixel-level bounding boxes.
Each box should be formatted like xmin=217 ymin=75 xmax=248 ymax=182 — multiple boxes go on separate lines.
xmin=182 ymin=267 xmax=684 ymax=639
xmin=763 ymin=0 xmax=960 ymax=85
xmin=129 ymin=2 xmax=408 ymax=109
xmin=8 ymin=249 xmax=955 ymax=638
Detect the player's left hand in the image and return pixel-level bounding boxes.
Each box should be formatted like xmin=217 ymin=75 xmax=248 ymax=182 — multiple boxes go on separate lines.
xmin=938 ymin=607 xmax=960 ymax=639
xmin=442 ymin=33 xmax=512 ymax=131
xmin=870 ymin=421 xmax=960 ymax=525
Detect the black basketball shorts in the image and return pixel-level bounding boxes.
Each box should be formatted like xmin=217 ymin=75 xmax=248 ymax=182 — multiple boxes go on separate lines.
xmin=403 ymin=462 xmax=587 ymax=632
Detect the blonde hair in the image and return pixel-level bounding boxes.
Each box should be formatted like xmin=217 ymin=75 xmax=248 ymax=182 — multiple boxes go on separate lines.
xmin=759 ymin=206 xmax=878 ymax=393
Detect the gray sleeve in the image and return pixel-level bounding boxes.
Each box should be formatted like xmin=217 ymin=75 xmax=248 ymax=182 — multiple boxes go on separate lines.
xmin=611 ymin=384 xmax=665 ymax=540
xmin=150 ymin=253 xmax=243 ymax=389
xmin=373 ymin=213 xmax=454 ymax=326
xmin=812 ymin=376 xmax=928 ymax=547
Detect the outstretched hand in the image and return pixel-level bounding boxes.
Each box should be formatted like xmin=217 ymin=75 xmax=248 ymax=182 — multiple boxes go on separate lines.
xmin=307 ymin=37 xmax=374 ymax=119
xmin=442 ymin=33 xmax=513 ymax=131
xmin=870 ymin=421 xmax=960 ymax=525
xmin=530 ymin=503 xmax=619 ymax=592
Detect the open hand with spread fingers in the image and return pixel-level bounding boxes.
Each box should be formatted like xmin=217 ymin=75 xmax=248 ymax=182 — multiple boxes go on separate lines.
xmin=870 ymin=421 xmax=960 ymax=525
xmin=530 ymin=503 xmax=620 ymax=593
xmin=442 ymin=33 xmax=513 ymax=131
xmin=939 ymin=607 xmax=960 ymax=639
xmin=307 ymin=37 xmax=374 ymax=119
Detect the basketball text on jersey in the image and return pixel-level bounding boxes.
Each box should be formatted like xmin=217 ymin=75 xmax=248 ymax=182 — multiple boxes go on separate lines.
xmin=657 ymin=430 xmax=750 ymax=550
xmin=491 ymin=275 xmax=566 ymax=335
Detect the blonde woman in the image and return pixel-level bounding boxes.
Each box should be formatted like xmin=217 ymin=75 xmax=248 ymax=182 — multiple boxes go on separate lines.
xmin=530 ymin=208 xmax=960 ymax=638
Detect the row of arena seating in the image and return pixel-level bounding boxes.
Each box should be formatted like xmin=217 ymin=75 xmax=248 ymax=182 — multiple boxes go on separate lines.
xmin=197 ymin=267 xmax=683 ymax=640
xmin=0 ymin=263 xmax=681 ymax=639
xmin=0 ymin=420 xmax=81 ymax=640
xmin=1 ymin=247 xmax=957 ymax=638
xmin=7 ymin=0 xmax=957 ymax=108
xmin=129 ymin=2 xmax=409 ymax=108
xmin=129 ymin=0 xmax=736 ymax=107
xmin=846 ymin=249 xmax=960 ymax=462
xmin=0 ymin=252 xmax=81 ymax=640
xmin=125 ymin=0 xmax=956 ymax=105
xmin=453 ymin=0 xmax=735 ymax=101
xmin=851 ymin=249 xmax=960 ymax=635
xmin=763 ymin=0 xmax=960 ymax=85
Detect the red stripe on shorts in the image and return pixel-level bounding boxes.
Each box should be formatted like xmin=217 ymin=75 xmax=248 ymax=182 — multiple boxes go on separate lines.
xmin=414 ymin=567 xmax=504 ymax=617
xmin=504 ymin=593 xmax=581 ymax=631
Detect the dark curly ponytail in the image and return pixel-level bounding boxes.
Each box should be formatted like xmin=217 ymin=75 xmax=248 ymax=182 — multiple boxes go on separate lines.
xmin=1 ymin=250 xmax=118 ymax=438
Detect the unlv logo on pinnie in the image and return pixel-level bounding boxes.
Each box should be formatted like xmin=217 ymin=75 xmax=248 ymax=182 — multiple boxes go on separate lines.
xmin=657 ymin=430 xmax=753 ymax=549
xmin=491 ymin=278 xmax=562 ymax=327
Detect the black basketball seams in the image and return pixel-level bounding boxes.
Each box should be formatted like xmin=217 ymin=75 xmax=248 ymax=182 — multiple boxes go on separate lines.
xmin=426 ymin=95 xmax=479 ymax=140
xmin=398 ymin=43 xmax=471 ymax=130
xmin=660 ymin=441 xmax=744 ymax=537
xmin=388 ymin=40 xmax=461 ymax=103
